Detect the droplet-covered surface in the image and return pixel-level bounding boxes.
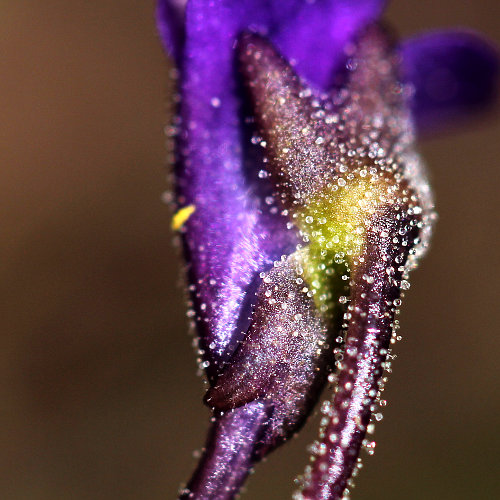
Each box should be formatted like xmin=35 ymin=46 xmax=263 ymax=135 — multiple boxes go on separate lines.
xmin=172 ymin=0 xmax=388 ymax=382
xmin=235 ymin=25 xmax=434 ymax=499
xmin=172 ymin=17 xmax=440 ymax=500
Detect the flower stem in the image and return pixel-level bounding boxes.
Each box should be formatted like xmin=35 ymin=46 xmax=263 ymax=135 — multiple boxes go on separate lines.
xmin=299 ymin=206 xmax=419 ymax=499
xmin=179 ymin=401 xmax=270 ymax=500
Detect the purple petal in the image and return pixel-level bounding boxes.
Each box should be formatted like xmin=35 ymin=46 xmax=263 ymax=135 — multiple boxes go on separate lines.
xmin=156 ymin=0 xmax=186 ymax=63
xmin=401 ymin=30 xmax=499 ymax=132
xmin=271 ymin=0 xmax=387 ymax=89
xmin=178 ymin=0 xmax=287 ymax=377
xmin=174 ymin=0 xmax=385 ymax=378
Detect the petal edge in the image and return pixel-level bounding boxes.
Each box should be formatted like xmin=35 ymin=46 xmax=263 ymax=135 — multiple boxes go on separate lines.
xmin=401 ymin=30 xmax=499 ymax=132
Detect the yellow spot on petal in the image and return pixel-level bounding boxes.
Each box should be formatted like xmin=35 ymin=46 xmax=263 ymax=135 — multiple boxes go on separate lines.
xmin=172 ymin=204 xmax=196 ymax=231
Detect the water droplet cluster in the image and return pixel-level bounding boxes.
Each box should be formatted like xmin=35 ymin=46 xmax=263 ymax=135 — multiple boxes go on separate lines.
xmin=237 ymin=25 xmax=435 ymax=499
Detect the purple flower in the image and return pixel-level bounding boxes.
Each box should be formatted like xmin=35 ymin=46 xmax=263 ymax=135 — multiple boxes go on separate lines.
xmin=157 ymin=1 xmax=498 ymax=499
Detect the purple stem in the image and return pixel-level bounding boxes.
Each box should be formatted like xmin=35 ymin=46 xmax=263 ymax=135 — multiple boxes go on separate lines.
xmin=179 ymin=401 xmax=271 ymax=500
xmin=300 ymin=206 xmax=418 ymax=499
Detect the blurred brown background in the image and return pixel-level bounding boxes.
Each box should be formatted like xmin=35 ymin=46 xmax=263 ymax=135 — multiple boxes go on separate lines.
xmin=1 ymin=1 xmax=499 ymax=499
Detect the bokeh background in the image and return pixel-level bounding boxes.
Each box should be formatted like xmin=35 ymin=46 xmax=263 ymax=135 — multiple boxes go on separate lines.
xmin=1 ymin=1 xmax=499 ymax=499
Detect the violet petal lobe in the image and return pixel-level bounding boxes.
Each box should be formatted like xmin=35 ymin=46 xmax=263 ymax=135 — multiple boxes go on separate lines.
xmin=176 ymin=0 xmax=292 ymax=378
xmin=270 ymin=0 xmax=387 ymax=90
xmin=401 ymin=30 xmax=499 ymax=132
xmin=167 ymin=0 xmax=386 ymax=379
xmin=156 ymin=0 xmax=186 ymax=64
